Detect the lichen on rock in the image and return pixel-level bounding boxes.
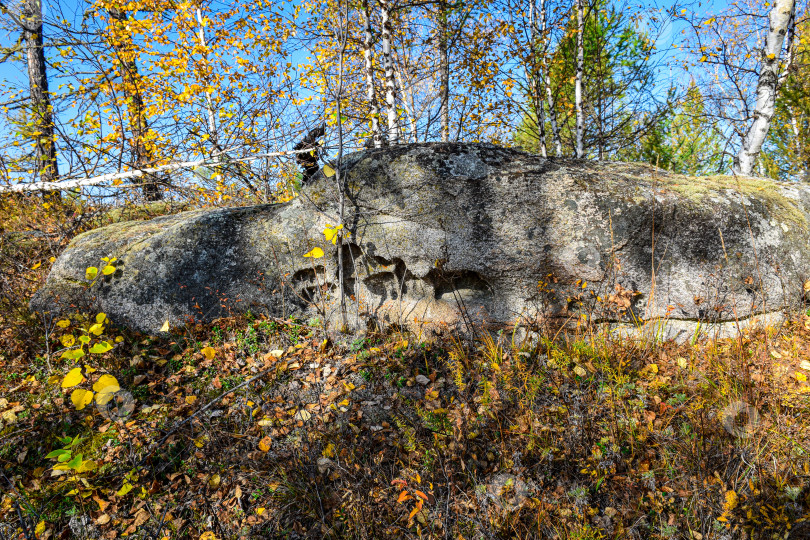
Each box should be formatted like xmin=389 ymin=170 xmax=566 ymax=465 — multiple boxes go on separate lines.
xmin=31 ymin=143 xmax=810 ymax=341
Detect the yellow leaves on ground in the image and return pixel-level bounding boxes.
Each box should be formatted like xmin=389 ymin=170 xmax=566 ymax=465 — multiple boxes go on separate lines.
xmin=303 ymin=247 xmax=324 ymax=258
xmin=160 ymin=320 xmax=170 ymax=332
xmin=61 ymin=334 xmax=76 ymax=347
xmin=208 ymin=474 xmax=221 ymax=488
xmin=322 ymin=164 xmax=336 ymax=177
xmin=85 ymin=267 xmax=98 ymax=280
xmin=258 ymin=436 xmax=273 ymax=452
xmin=62 ymin=368 xmax=85 ymax=388
xmin=201 ymin=346 xmax=216 ymax=361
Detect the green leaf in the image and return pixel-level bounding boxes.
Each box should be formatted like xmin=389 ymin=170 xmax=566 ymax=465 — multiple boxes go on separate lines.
xmin=61 ymin=349 xmax=85 ymax=360
xmin=89 ymin=341 xmax=112 ymax=354
xmin=45 ymin=449 xmax=70 ymax=460
xmin=102 ymin=265 xmax=116 ymax=275
xmin=66 ymin=454 xmax=83 ymax=470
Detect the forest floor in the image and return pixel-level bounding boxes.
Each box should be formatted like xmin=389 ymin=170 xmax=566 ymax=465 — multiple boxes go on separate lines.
xmin=2 ymin=196 xmax=810 ymax=540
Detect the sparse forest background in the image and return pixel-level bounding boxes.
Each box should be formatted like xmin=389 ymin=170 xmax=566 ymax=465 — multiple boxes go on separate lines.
xmin=0 ymin=0 xmax=807 ymax=205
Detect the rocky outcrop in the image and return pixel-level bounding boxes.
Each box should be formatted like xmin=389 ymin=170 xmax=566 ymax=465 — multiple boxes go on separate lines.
xmin=31 ymin=143 xmax=810 ymax=341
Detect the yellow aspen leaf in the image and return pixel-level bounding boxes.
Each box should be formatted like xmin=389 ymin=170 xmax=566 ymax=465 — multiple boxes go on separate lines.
xmin=61 ymin=335 xmax=76 ymax=347
xmin=796 ymin=372 xmax=807 ymax=383
xmin=323 ymin=164 xmax=336 ymax=177
xmin=88 ymin=323 xmax=104 ymax=336
xmin=160 ymin=320 xmax=170 ymax=332
xmin=201 ymin=346 xmax=216 ymax=360
xmin=56 ymin=319 xmax=71 ymax=328
xmin=256 ymin=507 xmax=266 ymax=515
xmin=71 ymin=389 xmax=94 ymax=410
xmin=96 ymin=313 xmax=107 ymax=324
xmin=186 ymin=395 xmax=198 ymax=405
xmin=85 ymin=267 xmax=98 ymax=280
xmin=102 ymin=265 xmax=116 ymax=275
xmin=35 ymin=521 xmax=46 ymax=536
xmin=303 ymin=247 xmax=324 ymax=258
xmin=62 ymin=368 xmax=85 ymax=388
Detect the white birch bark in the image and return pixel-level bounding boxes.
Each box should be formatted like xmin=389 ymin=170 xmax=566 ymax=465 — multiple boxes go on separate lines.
xmin=540 ymin=0 xmax=562 ymax=155
xmin=529 ymin=0 xmax=547 ymax=156
xmin=379 ymin=0 xmax=400 ymax=144
xmin=195 ymin=7 xmax=217 ymax=146
xmin=361 ymin=0 xmax=383 ymax=148
xmin=734 ymin=0 xmax=795 ymax=176
xmin=575 ymin=0 xmax=584 ymax=158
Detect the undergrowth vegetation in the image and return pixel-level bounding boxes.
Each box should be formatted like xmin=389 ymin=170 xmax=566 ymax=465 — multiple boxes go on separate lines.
xmin=2 ymin=196 xmax=810 ymax=540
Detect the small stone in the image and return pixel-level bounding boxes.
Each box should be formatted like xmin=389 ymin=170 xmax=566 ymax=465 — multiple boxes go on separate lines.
xmin=415 ymin=375 xmax=430 ymax=386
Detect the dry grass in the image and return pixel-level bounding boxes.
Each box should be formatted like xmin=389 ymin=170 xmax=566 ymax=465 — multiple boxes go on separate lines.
xmin=1 ymin=195 xmax=810 ymax=540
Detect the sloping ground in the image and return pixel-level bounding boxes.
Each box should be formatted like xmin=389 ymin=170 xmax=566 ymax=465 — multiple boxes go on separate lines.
xmin=2 ymin=311 xmax=810 ymax=539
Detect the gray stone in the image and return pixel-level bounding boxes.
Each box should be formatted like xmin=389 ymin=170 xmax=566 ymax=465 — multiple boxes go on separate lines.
xmin=31 ymin=143 xmax=810 ymax=341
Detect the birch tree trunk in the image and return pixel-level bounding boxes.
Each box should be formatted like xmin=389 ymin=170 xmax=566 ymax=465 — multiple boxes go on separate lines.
xmin=528 ymin=0 xmax=546 ymax=156
xmin=540 ymin=0 xmax=562 ymax=155
xmin=575 ymin=0 xmax=584 ymax=158
xmin=734 ymin=0 xmax=796 ymax=176
xmin=361 ymin=0 xmax=383 ymax=147
xmin=379 ymin=0 xmax=400 ymax=144
xmin=22 ymin=0 xmax=59 ymax=198
xmin=108 ymin=8 xmax=162 ymax=200
xmin=195 ymin=7 xmax=217 ymax=149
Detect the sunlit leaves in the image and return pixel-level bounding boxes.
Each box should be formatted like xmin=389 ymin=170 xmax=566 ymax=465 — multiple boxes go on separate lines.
xmin=323 ymin=223 xmax=343 ymax=244
xmin=62 ymin=368 xmax=85 ymax=388
xmin=71 ymin=389 xmax=94 ymax=410
xmin=303 ymin=247 xmax=324 ymax=258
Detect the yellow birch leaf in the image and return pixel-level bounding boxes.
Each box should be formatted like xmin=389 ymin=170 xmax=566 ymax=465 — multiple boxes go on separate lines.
xmin=62 ymin=368 xmax=85 ymax=388
xmin=201 ymin=347 xmax=216 ymax=361
xmin=71 ymin=389 xmax=94 ymax=410
xmin=323 ymin=164 xmax=336 ymax=177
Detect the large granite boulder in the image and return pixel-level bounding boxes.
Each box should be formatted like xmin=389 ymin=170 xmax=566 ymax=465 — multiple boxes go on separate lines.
xmin=31 ymin=143 xmax=810 ymax=341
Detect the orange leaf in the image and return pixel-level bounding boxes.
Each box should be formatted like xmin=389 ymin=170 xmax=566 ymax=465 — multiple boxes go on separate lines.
xmin=413 ymin=490 xmax=429 ymax=501
xmin=397 ymin=490 xmax=411 ymax=503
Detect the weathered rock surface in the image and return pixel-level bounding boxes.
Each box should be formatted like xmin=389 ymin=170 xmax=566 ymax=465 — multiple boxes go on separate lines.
xmin=31 ymin=143 xmax=810 ymax=340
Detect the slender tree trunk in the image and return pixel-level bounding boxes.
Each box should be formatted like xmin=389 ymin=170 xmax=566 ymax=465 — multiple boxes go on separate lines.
xmin=108 ymin=8 xmax=162 ymax=200
xmin=540 ymin=0 xmax=562 ymax=155
xmin=195 ymin=7 xmax=217 ymax=147
xmin=575 ymin=0 xmax=584 ymax=158
xmin=528 ymin=0 xmax=546 ymax=156
xmin=439 ymin=0 xmax=450 ymax=142
xmin=379 ymin=0 xmax=399 ymax=144
xmin=22 ymin=0 xmax=59 ymax=200
xmin=734 ymin=0 xmax=796 ymax=176
xmin=361 ymin=0 xmax=383 ymax=148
